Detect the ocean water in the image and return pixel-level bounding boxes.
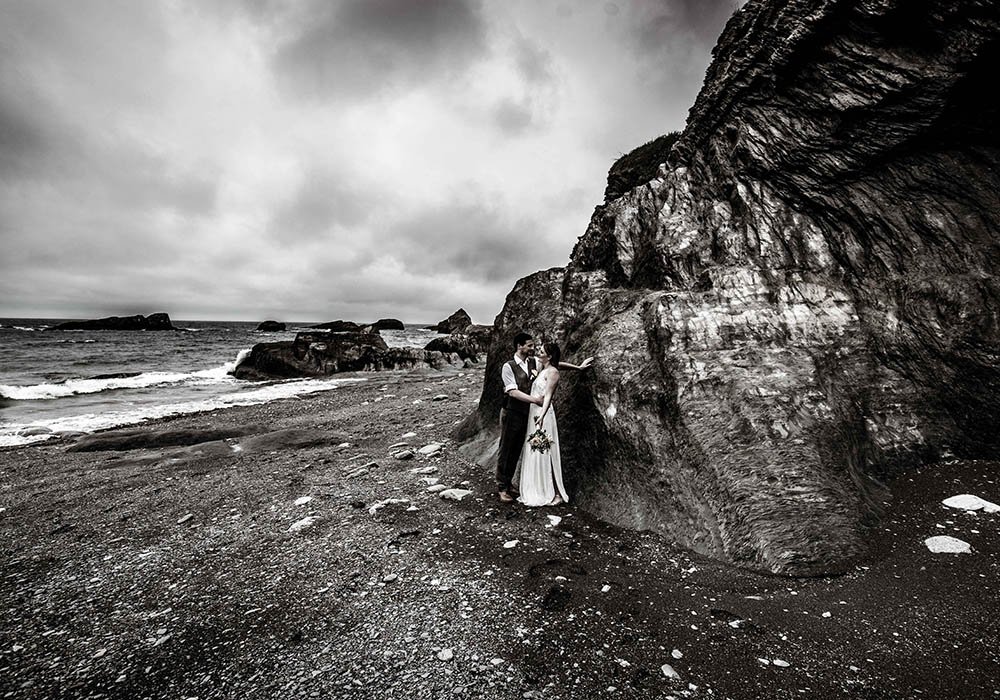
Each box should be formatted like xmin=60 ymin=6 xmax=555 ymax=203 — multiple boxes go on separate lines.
xmin=0 ymin=319 xmax=444 ymax=447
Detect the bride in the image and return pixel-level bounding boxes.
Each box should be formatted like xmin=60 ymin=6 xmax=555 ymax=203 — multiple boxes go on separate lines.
xmin=517 ymin=342 xmax=569 ymax=507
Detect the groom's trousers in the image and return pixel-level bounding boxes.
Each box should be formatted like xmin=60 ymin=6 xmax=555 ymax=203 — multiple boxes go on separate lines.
xmin=496 ymin=407 xmax=529 ymax=493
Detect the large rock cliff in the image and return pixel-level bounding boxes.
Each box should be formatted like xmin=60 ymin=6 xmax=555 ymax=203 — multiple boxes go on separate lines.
xmin=458 ymin=0 xmax=1000 ymax=575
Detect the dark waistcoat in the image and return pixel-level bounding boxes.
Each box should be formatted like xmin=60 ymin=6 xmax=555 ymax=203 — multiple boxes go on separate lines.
xmin=503 ymin=358 xmax=535 ymax=415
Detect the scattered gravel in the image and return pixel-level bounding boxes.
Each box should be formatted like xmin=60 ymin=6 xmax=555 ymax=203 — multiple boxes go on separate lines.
xmin=1 ymin=367 xmax=998 ymax=699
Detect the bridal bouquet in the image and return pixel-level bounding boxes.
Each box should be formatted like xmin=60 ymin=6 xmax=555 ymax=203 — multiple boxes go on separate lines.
xmin=528 ymin=428 xmax=552 ymax=453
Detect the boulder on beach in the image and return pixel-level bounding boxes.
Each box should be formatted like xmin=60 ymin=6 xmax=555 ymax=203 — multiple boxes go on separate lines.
xmin=232 ymin=330 xmax=462 ymax=380
xmin=256 ymin=320 xmax=286 ymax=332
xmin=48 ymin=313 xmax=176 ymax=331
xmin=427 ymin=309 xmax=472 ymax=334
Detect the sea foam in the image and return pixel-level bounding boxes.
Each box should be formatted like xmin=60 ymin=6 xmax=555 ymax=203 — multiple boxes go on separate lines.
xmin=0 ymin=363 xmax=240 ymax=401
xmin=0 ymin=376 xmax=366 ymax=447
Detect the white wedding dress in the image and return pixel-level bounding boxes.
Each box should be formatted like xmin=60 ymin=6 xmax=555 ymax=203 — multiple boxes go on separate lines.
xmin=517 ymin=369 xmax=569 ymax=506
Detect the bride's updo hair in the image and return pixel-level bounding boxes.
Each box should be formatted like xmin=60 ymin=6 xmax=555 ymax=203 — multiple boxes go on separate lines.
xmin=544 ymin=342 xmax=561 ymax=369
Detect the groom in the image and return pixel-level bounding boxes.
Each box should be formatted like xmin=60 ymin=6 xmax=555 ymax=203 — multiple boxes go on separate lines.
xmin=496 ymin=332 xmax=542 ymax=503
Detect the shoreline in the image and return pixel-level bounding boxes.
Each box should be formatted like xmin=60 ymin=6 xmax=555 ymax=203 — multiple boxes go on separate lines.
xmin=1 ymin=366 xmax=998 ymax=698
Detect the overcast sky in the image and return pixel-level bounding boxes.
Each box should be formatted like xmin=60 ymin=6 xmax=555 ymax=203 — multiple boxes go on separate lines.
xmin=0 ymin=0 xmax=741 ymax=323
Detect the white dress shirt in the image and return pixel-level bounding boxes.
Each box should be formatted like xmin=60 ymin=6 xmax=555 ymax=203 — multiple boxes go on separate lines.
xmin=501 ymin=354 xmax=532 ymax=394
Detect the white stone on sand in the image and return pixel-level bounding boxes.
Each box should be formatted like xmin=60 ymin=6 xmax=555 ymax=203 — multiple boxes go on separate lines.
xmin=942 ymin=494 xmax=1000 ymax=513
xmin=439 ymin=488 xmax=472 ymax=501
xmin=924 ymin=535 xmax=972 ymax=554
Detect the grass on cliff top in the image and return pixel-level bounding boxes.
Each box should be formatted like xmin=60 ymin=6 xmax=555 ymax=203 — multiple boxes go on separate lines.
xmin=604 ymin=131 xmax=681 ymax=202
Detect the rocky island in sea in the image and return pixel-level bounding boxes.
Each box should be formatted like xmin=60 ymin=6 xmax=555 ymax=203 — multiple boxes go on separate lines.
xmin=2 ymin=1 xmax=999 ymax=698
xmin=48 ymin=312 xmax=176 ymax=331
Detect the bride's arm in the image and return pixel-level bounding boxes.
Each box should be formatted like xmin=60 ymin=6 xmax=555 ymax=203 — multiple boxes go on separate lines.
xmin=557 ymin=356 xmax=594 ymax=371
xmin=534 ymin=369 xmax=560 ymax=426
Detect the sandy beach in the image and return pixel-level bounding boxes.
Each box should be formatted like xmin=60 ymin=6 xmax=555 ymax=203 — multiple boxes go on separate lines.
xmin=2 ymin=365 xmax=998 ymax=699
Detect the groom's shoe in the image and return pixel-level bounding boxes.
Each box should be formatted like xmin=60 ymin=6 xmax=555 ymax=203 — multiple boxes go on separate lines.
xmin=498 ymin=491 xmax=514 ymax=503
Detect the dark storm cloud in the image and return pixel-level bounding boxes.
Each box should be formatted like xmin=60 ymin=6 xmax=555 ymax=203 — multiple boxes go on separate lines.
xmin=378 ymin=198 xmax=561 ymax=285
xmin=274 ymin=0 xmax=488 ymax=99
xmin=269 ymin=166 xmax=373 ymax=243
xmin=627 ymin=0 xmax=744 ymax=54
xmin=492 ymin=98 xmax=534 ymax=136
xmin=513 ymin=36 xmax=555 ymax=86
xmin=0 ymin=93 xmax=46 ymax=177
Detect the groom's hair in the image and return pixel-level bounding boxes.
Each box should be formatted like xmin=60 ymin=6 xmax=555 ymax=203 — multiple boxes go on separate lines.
xmin=512 ymin=332 xmax=532 ymax=348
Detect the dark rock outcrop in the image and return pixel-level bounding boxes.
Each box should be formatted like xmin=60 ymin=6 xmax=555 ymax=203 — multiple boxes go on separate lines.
xmin=68 ymin=427 xmax=252 ymax=452
xmin=423 ymin=324 xmax=493 ymax=361
xmin=256 ymin=321 xmax=286 ymax=332
xmin=424 ymin=335 xmax=479 ymax=361
xmin=310 ymin=320 xmax=363 ymax=332
xmin=366 ymin=318 xmax=405 ymax=332
xmin=49 ymin=313 xmax=175 ymax=331
xmin=458 ymin=0 xmax=1000 ymax=576
xmin=427 ymin=309 xmax=473 ymax=334
xmin=233 ymin=331 xmax=461 ymax=380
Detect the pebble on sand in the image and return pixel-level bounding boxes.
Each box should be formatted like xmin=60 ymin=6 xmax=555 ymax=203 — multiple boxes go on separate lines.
xmin=503 ymin=540 xmax=519 ymax=549
xmin=401 ymin=432 xmax=417 ymax=438
xmin=294 ymin=496 xmax=313 ymax=506
xmin=942 ymin=494 xmax=1000 ymax=513
xmin=439 ymin=489 xmax=473 ymax=501
xmin=427 ymin=484 xmax=448 ymax=493
xmin=418 ymin=443 xmax=443 ymax=456
xmin=176 ymin=514 xmax=194 ymax=525
xmin=661 ymin=663 xmax=680 ymax=679
xmin=368 ymin=498 xmax=410 ymax=515
xmin=924 ymin=535 xmax=972 ymax=554
xmin=437 ymin=648 xmax=454 ymax=661
xmin=288 ymin=516 xmax=318 ymax=532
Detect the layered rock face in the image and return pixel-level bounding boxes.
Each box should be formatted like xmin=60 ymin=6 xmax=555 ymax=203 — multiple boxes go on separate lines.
xmin=458 ymin=0 xmax=1000 ymax=575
